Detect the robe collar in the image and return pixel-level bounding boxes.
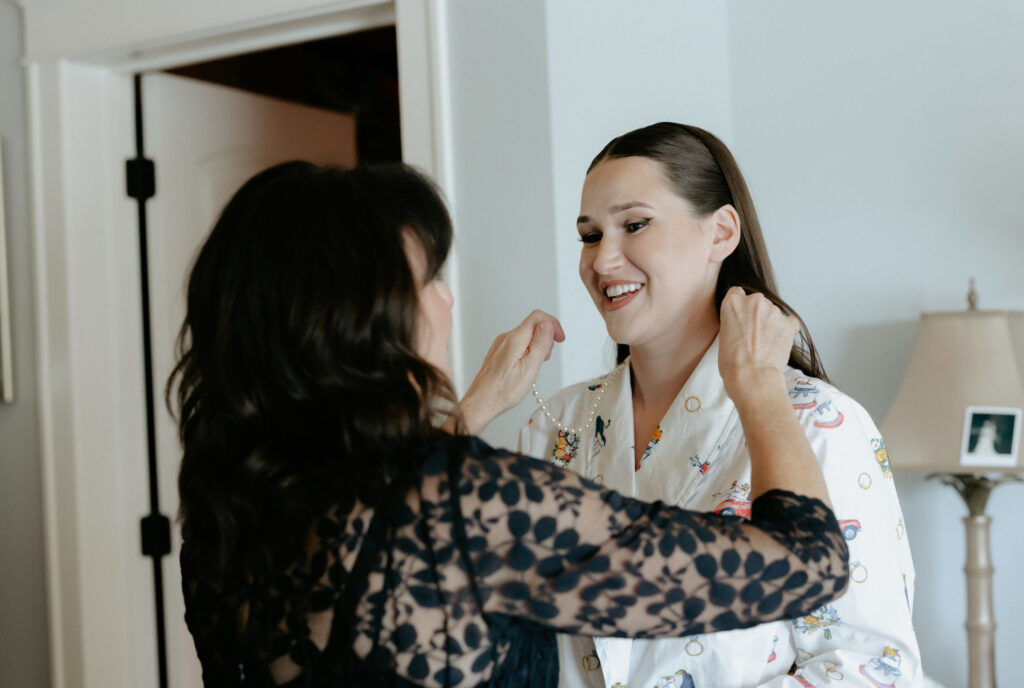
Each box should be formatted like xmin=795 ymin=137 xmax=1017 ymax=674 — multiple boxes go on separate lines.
xmin=592 ymin=336 xmax=744 ymax=504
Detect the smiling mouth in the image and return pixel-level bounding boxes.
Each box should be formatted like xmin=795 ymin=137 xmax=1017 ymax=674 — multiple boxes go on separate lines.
xmin=602 ymin=282 xmax=644 ymax=311
xmin=604 ymin=282 xmax=644 ymax=302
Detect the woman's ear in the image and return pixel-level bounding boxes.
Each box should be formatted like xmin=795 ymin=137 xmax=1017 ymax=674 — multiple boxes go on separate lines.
xmin=709 ymin=204 xmax=741 ymax=263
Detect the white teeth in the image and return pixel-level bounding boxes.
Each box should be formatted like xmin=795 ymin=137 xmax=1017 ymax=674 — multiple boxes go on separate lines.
xmin=604 ymin=283 xmax=643 ymax=298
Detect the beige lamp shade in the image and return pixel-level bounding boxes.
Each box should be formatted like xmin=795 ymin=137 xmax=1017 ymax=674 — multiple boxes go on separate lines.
xmin=881 ymin=310 xmax=1024 ymax=473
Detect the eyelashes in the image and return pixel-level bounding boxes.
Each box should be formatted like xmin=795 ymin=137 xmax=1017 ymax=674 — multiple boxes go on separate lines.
xmin=577 ymin=218 xmax=651 ymax=244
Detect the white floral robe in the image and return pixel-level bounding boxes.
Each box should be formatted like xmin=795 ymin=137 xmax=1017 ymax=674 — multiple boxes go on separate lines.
xmin=517 ymin=339 xmax=922 ymax=688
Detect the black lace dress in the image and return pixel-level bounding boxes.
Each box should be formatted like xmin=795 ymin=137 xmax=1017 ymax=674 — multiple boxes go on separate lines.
xmin=182 ymin=435 xmax=848 ymax=687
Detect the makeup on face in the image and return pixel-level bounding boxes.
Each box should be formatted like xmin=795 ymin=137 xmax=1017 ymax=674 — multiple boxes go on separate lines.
xmin=577 ymin=156 xmax=720 ymax=349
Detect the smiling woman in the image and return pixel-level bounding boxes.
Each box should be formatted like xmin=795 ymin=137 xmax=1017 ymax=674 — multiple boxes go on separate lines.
xmin=519 ymin=122 xmax=922 ymax=688
xmin=586 ymin=124 xmax=824 ymax=379
xmin=577 ymin=155 xmax=736 ymax=362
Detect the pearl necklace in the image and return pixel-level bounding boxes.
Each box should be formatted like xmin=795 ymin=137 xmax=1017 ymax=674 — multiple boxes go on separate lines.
xmin=530 ymin=381 xmax=606 ymax=435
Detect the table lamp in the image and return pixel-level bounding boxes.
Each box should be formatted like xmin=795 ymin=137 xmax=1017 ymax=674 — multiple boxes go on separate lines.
xmin=882 ymin=282 xmax=1024 ymax=688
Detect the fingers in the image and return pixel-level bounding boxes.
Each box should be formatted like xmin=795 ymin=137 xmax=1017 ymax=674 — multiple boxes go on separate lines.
xmin=542 ymin=321 xmax=556 ymax=361
xmin=527 ymin=320 xmax=556 ymax=367
xmin=785 ymin=313 xmax=801 ymax=339
xmin=722 ymin=288 xmax=797 ymax=336
xmin=521 ymin=309 xmax=565 ymax=343
xmin=461 ymin=310 xmax=564 ymax=433
xmin=721 ymin=285 xmax=750 ymax=313
xmin=724 ymin=284 xmax=748 ymax=302
xmin=520 ymin=311 xmax=562 ymax=369
xmin=507 ymin=311 xmax=563 ymax=362
xmin=469 ymin=311 xmax=564 ymax=389
xmin=721 ymin=286 xmax=777 ymax=320
xmin=718 ymin=287 xmax=800 ymax=382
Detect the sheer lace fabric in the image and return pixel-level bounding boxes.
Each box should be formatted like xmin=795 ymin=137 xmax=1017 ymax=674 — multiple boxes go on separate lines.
xmin=182 ymin=436 xmax=848 ymax=687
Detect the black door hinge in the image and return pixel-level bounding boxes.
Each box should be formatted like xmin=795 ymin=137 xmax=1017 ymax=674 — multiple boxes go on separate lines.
xmin=126 ymin=157 xmax=156 ymax=201
xmin=140 ymin=513 xmax=172 ymax=557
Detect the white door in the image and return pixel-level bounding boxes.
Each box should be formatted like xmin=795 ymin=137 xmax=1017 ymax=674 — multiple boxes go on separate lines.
xmin=142 ymin=71 xmax=358 ymax=688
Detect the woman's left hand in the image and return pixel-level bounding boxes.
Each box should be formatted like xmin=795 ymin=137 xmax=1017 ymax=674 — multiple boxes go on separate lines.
xmin=458 ymin=310 xmax=565 ymax=435
xmin=718 ymin=286 xmax=799 ymax=413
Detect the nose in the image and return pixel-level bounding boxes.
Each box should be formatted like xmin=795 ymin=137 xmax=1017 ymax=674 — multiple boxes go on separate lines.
xmin=439 ymin=280 xmax=454 ymax=308
xmin=590 ymin=235 xmax=624 ymax=275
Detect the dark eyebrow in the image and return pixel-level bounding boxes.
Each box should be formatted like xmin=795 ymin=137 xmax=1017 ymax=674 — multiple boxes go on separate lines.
xmin=610 ymin=201 xmax=654 ymax=213
xmin=577 ymin=201 xmax=654 ymax=225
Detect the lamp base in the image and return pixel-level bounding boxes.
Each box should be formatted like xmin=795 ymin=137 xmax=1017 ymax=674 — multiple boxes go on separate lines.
xmin=933 ymin=473 xmax=1023 ymax=688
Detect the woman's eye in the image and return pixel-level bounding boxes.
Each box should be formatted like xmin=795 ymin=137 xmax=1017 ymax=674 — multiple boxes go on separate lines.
xmin=578 ymin=232 xmax=601 ymax=244
xmin=625 ymin=219 xmax=650 ymax=233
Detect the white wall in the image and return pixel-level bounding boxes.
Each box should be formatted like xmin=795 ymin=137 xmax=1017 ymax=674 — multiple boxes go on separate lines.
xmin=446 ymin=0 xmax=563 ymax=446
xmin=0 ymin=1 xmax=51 ymax=686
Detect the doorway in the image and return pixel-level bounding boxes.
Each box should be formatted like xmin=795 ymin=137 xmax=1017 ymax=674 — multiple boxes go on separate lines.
xmin=134 ymin=27 xmax=401 ymax=688
xmin=168 ymin=27 xmax=402 ymax=164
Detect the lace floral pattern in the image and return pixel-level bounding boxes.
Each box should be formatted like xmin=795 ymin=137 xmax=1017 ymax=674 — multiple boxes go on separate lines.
xmin=182 ymin=436 xmax=848 ymax=687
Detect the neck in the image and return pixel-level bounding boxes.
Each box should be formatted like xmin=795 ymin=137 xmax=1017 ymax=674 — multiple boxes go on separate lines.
xmin=628 ymin=300 xmax=720 ymax=411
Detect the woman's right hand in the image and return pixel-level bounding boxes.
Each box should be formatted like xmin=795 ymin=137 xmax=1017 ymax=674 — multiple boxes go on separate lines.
xmin=458 ymin=310 xmax=565 ymax=435
xmin=717 ymin=287 xmax=801 ymax=414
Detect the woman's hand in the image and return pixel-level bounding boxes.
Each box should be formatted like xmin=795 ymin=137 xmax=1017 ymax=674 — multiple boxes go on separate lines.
xmin=718 ymin=287 xmax=800 ymax=414
xmin=458 ymin=310 xmax=565 ymax=435
xmin=718 ymin=287 xmax=831 ymax=505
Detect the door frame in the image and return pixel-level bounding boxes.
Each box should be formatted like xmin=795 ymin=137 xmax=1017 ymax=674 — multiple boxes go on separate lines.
xmin=22 ymin=1 xmax=457 ymax=685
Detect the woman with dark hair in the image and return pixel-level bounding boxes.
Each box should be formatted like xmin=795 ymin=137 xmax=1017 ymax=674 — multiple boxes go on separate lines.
xmin=518 ymin=123 xmax=921 ymax=687
xmin=173 ymin=160 xmax=850 ymax=687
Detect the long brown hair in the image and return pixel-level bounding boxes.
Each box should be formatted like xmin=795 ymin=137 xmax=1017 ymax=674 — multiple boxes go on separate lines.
xmin=168 ymin=161 xmax=460 ymax=592
xmin=589 ymin=122 xmax=828 ymax=380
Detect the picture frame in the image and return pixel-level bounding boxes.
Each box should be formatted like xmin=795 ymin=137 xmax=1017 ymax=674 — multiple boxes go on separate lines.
xmin=960 ymin=406 xmax=1022 ymax=468
xmin=0 ymin=139 xmax=13 ymax=402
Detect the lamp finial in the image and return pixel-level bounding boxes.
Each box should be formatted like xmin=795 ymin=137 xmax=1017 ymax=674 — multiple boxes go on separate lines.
xmin=967 ymin=278 xmax=978 ymax=311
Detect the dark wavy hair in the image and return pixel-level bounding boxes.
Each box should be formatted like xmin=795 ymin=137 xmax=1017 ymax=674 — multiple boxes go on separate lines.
xmin=590 ymin=122 xmax=828 ymax=380
xmin=168 ymin=161 xmax=458 ymax=589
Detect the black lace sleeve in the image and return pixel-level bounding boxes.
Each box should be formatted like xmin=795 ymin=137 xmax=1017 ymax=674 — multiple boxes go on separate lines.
xmin=443 ymin=437 xmax=849 ymax=639
xmin=182 ymin=435 xmax=849 ymax=687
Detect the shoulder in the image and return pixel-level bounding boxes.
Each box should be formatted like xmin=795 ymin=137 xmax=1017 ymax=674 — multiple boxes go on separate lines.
xmin=434 ymin=433 xmax=554 ymax=470
xmin=782 ymin=369 xmax=893 ymax=485
xmin=549 ymin=367 xmax=621 ymax=406
xmin=783 ymin=367 xmax=879 ymax=438
xmin=436 ymin=434 xmax=569 ymax=491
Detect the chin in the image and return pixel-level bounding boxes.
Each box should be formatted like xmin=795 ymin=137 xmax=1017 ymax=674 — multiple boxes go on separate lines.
xmin=607 ymin=334 xmax=640 ymax=352
xmin=601 ymin=320 xmax=637 ymax=346
xmin=435 ymin=354 xmax=454 ymax=379
xmin=428 ymin=357 xmax=451 ymax=376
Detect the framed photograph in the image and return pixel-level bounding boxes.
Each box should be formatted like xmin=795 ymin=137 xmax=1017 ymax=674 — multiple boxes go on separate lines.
xmin=960 ymin=406 xmax=1022 ymax=468
xmin=0 ymin=139 xmax=13 ymax=402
